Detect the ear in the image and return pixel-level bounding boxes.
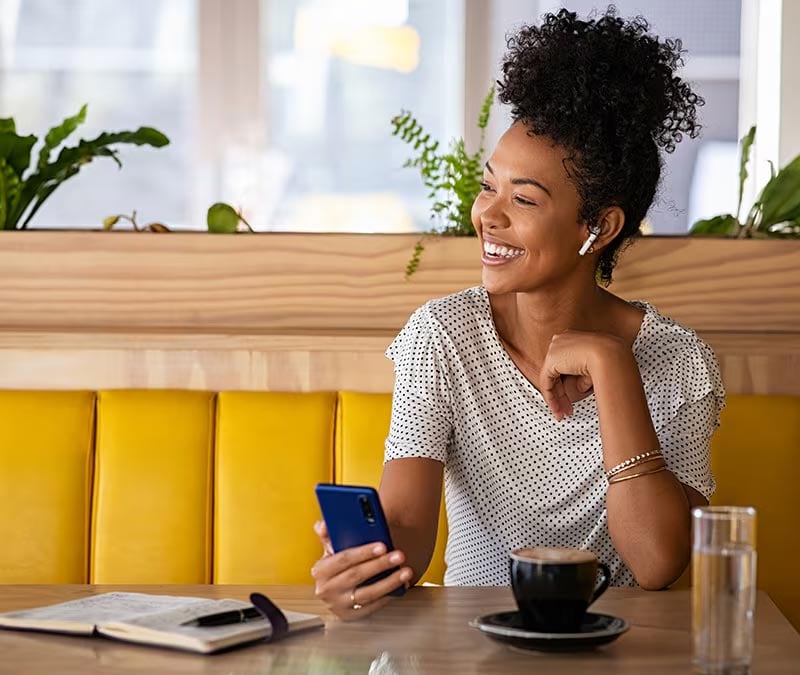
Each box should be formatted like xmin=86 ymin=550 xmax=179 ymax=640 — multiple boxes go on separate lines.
xmin=590 ymin=206 xmax=625 ymax=252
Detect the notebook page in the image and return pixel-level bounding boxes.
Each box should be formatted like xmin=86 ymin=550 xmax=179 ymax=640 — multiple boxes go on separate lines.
xmin=0 ymin=592 xmax=210 ymax=627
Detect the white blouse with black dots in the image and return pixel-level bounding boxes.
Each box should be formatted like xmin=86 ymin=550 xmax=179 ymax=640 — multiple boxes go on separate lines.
xmin=384 ymin=286 xmax=725 ymax=587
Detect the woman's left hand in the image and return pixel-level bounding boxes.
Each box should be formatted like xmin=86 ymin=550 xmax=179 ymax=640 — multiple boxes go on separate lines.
xmin=539 ymin=330 xmax=628 ymax=420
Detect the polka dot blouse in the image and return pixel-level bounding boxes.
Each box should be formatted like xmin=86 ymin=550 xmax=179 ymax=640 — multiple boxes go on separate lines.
xmin=384 ymin=286 xmax=726 ymax=587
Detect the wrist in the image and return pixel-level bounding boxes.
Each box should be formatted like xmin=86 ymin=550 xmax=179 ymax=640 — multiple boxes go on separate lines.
xmin=588 ymin=334 xmax=632 ymax=374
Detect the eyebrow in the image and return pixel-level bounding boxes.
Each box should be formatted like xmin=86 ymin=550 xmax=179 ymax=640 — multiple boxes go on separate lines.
xmin=485 ymin=161 xmax=552 ymax=197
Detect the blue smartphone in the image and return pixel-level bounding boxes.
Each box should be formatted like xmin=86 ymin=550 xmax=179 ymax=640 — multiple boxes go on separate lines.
xmin=314 ymin=483 xmax=405 ymax=597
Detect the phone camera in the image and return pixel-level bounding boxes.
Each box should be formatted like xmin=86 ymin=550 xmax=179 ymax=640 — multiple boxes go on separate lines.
xmin=359 ymin=495 xmax=376 ymax=524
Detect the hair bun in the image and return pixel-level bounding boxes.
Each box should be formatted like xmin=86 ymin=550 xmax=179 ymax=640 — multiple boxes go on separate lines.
xmin=499 ymin=8 xmax=703 ymax=154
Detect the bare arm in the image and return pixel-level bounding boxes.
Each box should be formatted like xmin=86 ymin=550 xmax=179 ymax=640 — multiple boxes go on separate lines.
xmin=541 ymin=332 xmax=709 ymax=589
xmin=592 ymin=344 xmax=707 ymax=588
xmin=379 ymin=457 xmax=444 ymax=586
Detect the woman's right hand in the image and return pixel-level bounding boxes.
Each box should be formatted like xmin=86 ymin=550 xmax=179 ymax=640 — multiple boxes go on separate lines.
xmin=311 ymin=519 xmax=413 ymax=620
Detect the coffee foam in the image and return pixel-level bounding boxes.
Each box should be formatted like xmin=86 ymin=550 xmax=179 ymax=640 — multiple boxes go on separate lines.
xmin=510 ymin=546 xmax=597 ymax=564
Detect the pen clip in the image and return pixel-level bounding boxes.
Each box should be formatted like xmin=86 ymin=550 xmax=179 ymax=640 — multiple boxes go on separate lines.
xmin=249 ymin=592 xmax=289 ymax=643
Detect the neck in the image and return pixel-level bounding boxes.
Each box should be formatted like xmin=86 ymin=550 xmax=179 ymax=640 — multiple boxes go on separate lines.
xmin=490 ymin=281 xmax=610 ymax=362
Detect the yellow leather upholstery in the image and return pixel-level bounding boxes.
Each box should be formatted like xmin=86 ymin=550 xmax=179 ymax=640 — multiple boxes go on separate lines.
xmin=0 ymin=391 xmax=95 ymax=583
xmin=91 ymin=390 xmax=214 ymax=583
xmin=336 ymin=391 xmax=448 ymax=584
xmin=710 ymin=395 xmax=800 ymax=630
xmin=1 ymin=388 xmax=797 ymax=630
xmin=214 ymin=391 xmax=336 ymax=584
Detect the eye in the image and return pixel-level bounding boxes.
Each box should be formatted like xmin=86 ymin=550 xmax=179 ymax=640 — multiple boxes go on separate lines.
xmin=514 ymin=195 xmax=537 ymax=207
xmin=480 ymin=181 xmax=495 ymax=193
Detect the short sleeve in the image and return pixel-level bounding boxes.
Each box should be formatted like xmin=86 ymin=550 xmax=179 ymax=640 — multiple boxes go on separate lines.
xmin=384 ymin=305 xmax=453 ymax=464
xmin=640 ymin=329 xmax=725 ymax=501
xmin=643 ymin=336 xmax=726 ymax=434
xmin=657 ymin=394 xmax=718 ymax=499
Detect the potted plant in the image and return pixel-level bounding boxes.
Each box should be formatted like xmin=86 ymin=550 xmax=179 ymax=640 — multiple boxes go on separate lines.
xmin=391 ymin=86 xmax=494 ymax=277
xmin=0 ymin=105 xmax=168 ymax=230
xmin=103 ymin=202 xmax=254 ymax=233
xmin=690 ymin=126 xmax=800 ymax=238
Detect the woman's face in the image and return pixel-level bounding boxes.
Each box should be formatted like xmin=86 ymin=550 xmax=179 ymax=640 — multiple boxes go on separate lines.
xmin=472 ymin=122 xmax=591 ymax=295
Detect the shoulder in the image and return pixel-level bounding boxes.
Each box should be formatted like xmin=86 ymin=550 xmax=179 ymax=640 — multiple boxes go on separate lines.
xmin=632 ymin=301 xmax=726 ymax=428
xmin=400 ymin=286 xmax=489 ymax=336
xmin=632 ymin=301 xmax=716 ymax=364
xmin=421 ymin=286 xmax=488 ymax=322
xmin=386 ymin=286 xmax=493 ymax=360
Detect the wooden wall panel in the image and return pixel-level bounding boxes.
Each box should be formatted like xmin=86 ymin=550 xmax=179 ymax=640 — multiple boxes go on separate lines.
xmin=0 ymin=233 xmax=796 ymax=395
xmin=0 ymin=332 xmax=794 ymax=396
xmin=0 ymin=232 xmax=797 ymax=333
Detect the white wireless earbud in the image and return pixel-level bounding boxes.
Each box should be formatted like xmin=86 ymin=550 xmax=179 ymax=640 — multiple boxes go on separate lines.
xmin=578 ymin=229 xmax=600 ymax=256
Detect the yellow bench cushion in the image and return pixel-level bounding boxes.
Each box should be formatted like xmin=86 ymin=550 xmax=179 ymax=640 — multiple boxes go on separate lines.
xmin=91 ymin=390 xmax=215 ymax=583
xmin=711 ymin=395 xmax=800 ymax=630
xmin=0 ymin=391 xmax=95 ymax=583
xmin=336 ymin=391 xmax=448 ymax=584
xmin=214 ymin=391 xmax=336 ymax=583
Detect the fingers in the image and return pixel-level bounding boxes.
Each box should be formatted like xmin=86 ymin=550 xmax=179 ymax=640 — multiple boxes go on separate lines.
xmin=348 ymin=565 xmax=413 ymax=607
xmin=311 ymin=543 xmax=413 ymax=621
xmin=541 ymin=370 xmax=573 ymax=420
xmin=313 ymin=519 xmax=334 ymax=556
xmin=339 ymin=567 xmax=413 ymax=622
xmin=341 ymin=595 xmax=392 ymax=621
xmin=314 ymin=540 xmax=389 ymax=579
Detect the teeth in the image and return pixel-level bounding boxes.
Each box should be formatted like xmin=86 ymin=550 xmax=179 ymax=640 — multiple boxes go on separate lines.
xmin=483 ymin=241 xmax=524 ymax=258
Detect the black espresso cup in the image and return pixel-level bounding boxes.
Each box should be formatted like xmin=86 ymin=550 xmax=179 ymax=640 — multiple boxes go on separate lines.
xmin=509 ymin=546 xmax=611 ymax=633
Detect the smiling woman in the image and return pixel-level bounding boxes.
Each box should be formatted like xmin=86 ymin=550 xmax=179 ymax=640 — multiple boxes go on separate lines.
xmin=309 ymin=6 xmax=726 ymax=621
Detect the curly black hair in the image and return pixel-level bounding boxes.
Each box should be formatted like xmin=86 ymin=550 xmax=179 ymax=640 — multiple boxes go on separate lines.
xmin=498 ymin=6 xmax=703 ymax=284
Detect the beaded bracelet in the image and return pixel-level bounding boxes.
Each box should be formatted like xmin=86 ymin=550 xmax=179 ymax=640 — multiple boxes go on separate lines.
xmin=605 ymin=449 xmax=663 ymax=479
xmin=607 ymin=465 xmax=667 ymax=485
xmin=606 ymin=455 xmax=664 ymax=480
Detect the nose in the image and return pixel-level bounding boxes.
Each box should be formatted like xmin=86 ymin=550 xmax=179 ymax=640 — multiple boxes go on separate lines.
xmin=474 ymin=194 xmax=510 ymax=231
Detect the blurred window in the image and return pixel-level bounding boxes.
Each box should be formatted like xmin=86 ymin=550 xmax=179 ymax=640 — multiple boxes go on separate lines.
xmin=548 ymin=1 xmax=742 ymax=233
xmin=0 ymin=0 xmax=745 ymax=234
xmin=0 ymin=0 xmax=196 ymax=229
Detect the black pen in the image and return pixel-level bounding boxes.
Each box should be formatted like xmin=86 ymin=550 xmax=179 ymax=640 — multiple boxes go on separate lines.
xmin=181 ymin=606 xmax=263 ymax=627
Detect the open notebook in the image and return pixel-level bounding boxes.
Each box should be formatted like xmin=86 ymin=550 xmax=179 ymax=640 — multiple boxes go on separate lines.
xmin=0 ymin=592 xmax=323 ymax=654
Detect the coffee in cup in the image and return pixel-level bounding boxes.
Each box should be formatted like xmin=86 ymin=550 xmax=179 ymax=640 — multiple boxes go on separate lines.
xmin=509 ymin=546 xmax=611 ymax=632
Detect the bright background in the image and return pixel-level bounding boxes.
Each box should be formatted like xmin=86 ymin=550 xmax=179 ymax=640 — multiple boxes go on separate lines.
xmin=0 ymin=0 xmax=792 ymax=234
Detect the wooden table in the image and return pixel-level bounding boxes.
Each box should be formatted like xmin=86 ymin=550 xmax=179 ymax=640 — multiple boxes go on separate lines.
xmin=1 ymin=585 xmax=798 ymax=674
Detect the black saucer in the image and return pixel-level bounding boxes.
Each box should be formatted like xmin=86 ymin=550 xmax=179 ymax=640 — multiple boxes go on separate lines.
xmin=469 ymin=610 xmax=629 ymax=652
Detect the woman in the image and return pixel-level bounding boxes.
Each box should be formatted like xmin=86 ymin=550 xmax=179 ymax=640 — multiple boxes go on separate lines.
xmin=312 ymin=7 xmax=725 ymax=619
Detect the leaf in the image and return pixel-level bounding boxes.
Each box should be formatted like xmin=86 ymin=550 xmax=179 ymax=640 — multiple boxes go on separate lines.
xmin=404 ymin=239 xmax=425 ymax=279
xmin=736 ymin=125 xmax=755 ymax=220
xmin=10 ymin=125 xmax=170 ymax=229
xmin=0 ymin=118 xmax=16 ymax=133
xmin=38 ymin=104 xmax=87 ymax=169
xmin=0 ymin=131 xmax=37 ymax=176
xmin=736 ymin=124 xmax=756 ymax=218
xmin=207 ymin=202 xmax=240 ymax=233
xmin=103 ymin=215 xmax=121 ymax=230
xmin=477 ymin=84 xmax=495 ymax=131
xmin=147 ymin=222 xmax=170 ymax=232
xmin=756 ymin=155 xmax=800 ymax=229
xmin=689 ymin=214 xmax=741 ymax=236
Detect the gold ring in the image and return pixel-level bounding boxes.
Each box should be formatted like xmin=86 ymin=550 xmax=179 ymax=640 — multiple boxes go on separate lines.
xmin=350 ymin=590 xmax=363 ymax=610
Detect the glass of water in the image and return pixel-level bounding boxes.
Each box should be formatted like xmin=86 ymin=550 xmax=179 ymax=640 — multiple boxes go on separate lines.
xmin=692 ymin=506 xmax=757 ymax=674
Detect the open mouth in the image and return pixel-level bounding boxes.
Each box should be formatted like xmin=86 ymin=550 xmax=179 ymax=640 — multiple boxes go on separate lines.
xmin=483 ymin=241 xmax=525 ymax=259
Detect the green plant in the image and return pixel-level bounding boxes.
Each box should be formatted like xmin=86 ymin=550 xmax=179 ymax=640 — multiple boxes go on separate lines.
xmin=0 ymin=105 xmax=169 ymax=230
xmin=103 ymin=201 xmax=253 ymax=233
xmin=206 ymin=202 xmax=254 ymax=233
xmin=391 ymin=86 xmax=494 ymax=277
xmin=690 ymin=125 xmax=800 ymax=238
